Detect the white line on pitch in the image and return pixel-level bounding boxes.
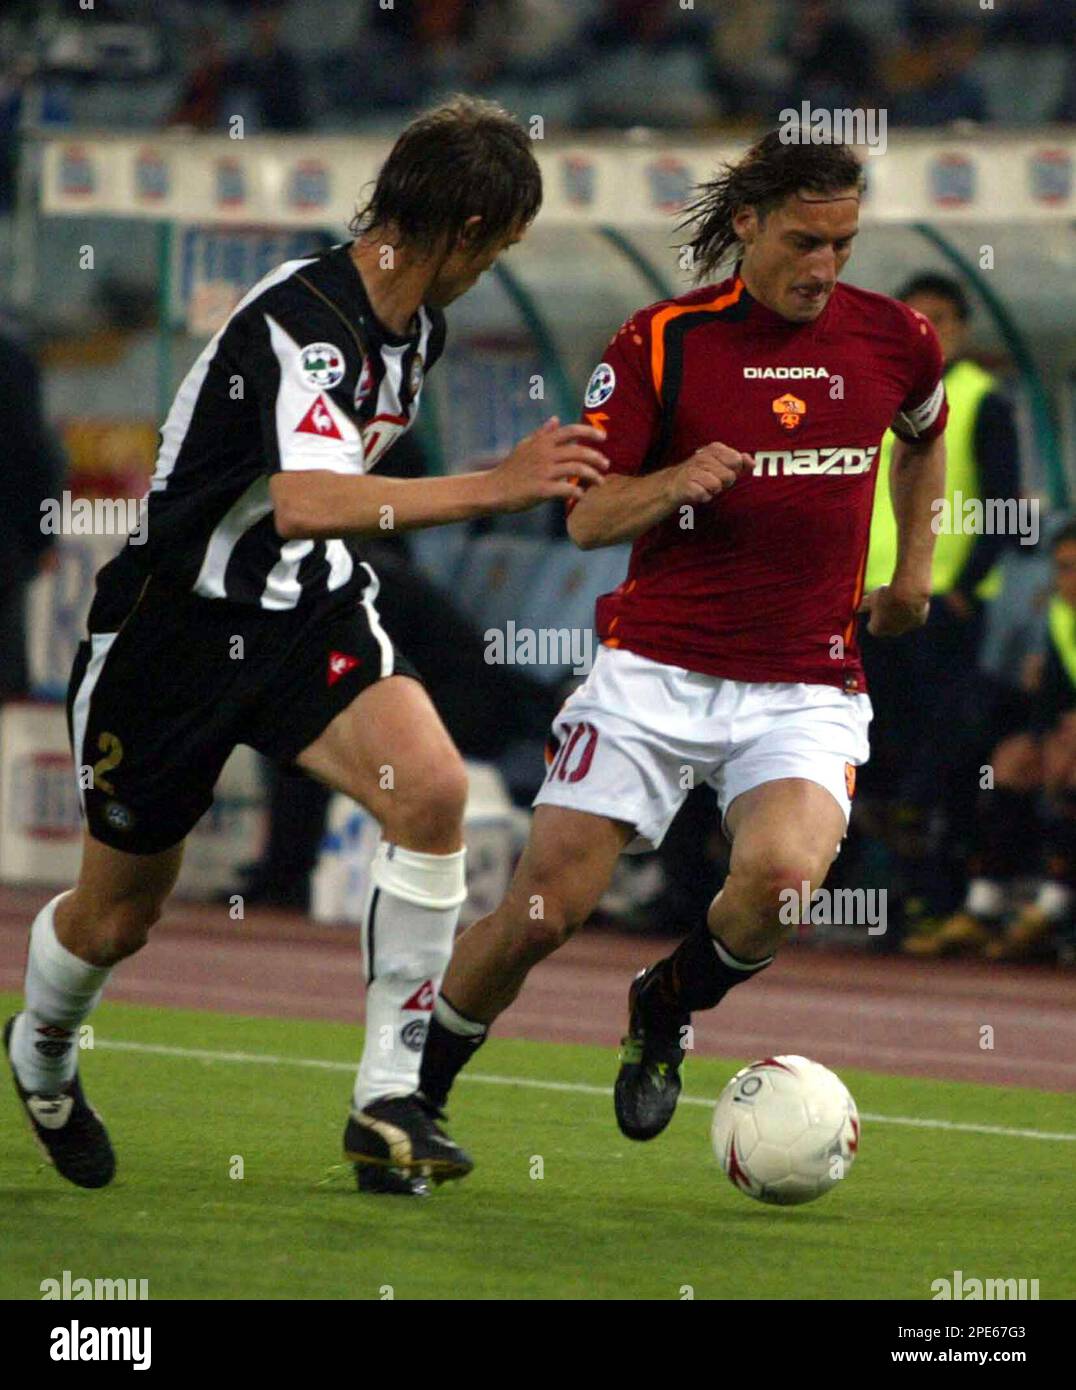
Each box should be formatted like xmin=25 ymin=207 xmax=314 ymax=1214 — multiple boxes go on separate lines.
xmin=92 ymin=1037 xmax=1076 ymax=1144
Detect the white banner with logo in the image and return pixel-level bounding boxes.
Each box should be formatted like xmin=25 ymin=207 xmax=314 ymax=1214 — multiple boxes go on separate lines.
xmin=39 ymin=132 xmax=1076 ymax=229
xmin=0 ymin=703 xmax=266 ymax=896
xmin=27 ymin=533 xmax=124 ymax=700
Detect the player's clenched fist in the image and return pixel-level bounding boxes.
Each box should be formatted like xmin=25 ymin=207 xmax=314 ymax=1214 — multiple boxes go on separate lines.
xmin=485 ymin=416 xmax=609 ymax=512
xmin=858 ymin=583 xmax=930 ymax=637
xmin=667 ymin=442 xmax=753 ymax=506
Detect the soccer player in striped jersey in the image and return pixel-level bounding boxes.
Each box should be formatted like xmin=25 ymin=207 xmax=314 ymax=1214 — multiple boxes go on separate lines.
xmin=4 ymin=97 xmax=608 ymax=1196
xmin=420 ymin=130 xmax=950 ymax=1150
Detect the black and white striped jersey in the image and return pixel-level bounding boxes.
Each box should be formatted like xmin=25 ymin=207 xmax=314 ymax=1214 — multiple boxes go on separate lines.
xmin=88 ymin=242 xmax=446 ymax=631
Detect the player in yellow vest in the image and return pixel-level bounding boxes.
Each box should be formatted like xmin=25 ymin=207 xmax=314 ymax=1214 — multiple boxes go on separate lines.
xmin=911 ymin=521 xmax=1076 ymax=960
xmin=857 ymin=274 xmax=1022 ymax=941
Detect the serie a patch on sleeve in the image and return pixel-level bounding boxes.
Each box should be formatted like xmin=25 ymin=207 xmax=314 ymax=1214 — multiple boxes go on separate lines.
xmin=584 ymin=361 xmax=616 ymax=408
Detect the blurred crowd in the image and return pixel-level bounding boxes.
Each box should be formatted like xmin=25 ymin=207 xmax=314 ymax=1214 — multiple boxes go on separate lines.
xmin=0 ymin=0 xmax=1074 ymax=190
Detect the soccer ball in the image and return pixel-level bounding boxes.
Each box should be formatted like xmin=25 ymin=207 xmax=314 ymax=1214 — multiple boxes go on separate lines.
xmin=711 ymin=1055 xmax=859 ymax=1206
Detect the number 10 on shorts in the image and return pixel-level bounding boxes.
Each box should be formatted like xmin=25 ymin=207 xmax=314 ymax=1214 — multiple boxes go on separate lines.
xmin=547 ymin=722 xmax=599 ymax=783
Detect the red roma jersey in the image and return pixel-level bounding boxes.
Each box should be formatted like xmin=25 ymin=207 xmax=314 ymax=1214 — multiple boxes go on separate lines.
xmin=578 ymin=272 xmax=948 ymax=692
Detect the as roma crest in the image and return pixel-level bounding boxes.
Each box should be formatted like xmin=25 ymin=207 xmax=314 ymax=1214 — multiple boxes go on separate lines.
xmin=773 ymin=393 xmax=806 ymax=431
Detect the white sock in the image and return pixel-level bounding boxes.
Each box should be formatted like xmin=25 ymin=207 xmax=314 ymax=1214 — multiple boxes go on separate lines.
xmin=713 ymin=934 xmax=774 ymax=971
xmin=11 ymin=893 xmax=111 ymax=1094
xmin=353 ymin=841 xmax=466 ymax=1111
xmin=965 ymin=877 xmax=1006 ymax=920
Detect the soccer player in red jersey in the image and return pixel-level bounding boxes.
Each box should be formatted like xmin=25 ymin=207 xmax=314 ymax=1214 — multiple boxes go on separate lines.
xmin=420 ymin=130 xmax=949 ymax=1147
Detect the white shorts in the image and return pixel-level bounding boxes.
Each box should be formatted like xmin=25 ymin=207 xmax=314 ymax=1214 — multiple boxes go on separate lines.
xmin=533 ymin=646 xmax=872 ymax=852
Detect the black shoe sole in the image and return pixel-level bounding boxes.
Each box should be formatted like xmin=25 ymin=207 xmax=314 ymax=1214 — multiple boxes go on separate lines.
xmin=344 ymin=1149 xmax=472 ymax=1184
xmin=355 ymin=1165 xmax=432 ymax=1197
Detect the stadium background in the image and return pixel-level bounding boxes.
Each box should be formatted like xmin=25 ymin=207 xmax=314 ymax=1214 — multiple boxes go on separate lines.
xmin=0 ymin=0 xmax=1073 ymax=1306
xmin=2 ymin=0 xmax=1074 ymax=942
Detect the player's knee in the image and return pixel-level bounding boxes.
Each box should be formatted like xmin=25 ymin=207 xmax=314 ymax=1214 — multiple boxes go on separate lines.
xmin=83 ymin=892 xmax=165 ymax=966
xmin=508 ymin=861 xmax=586 ymax=961
xmin=386 ymin=757 xmax=468 ymax=849
xmin=515 ymin=895 xmax=578 ymax=961
xmin=510 ymin=839 xmax=597 ymax=958
xmin=736 ymin=847 xmax=834 ymax=919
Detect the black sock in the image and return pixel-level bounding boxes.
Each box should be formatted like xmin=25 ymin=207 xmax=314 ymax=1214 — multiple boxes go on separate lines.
xmin=1044 ymin=799 xmax=1076 ymax=888
xmin=973 ymin=787 xmax=1039 ymax=879
xmin=419 ymin=1010 xmax=487 ymax=1111
xmin=653 ymin=925 xmax=772 ymax=1014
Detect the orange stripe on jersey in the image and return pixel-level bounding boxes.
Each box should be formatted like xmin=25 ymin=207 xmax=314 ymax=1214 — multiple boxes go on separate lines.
xmin=843 ymin=543 xmax=870 ymax=645
xmin=649 ymin=278 xmax=745 ymax=398
xmin=565 ymin=409 xmax=610 ymax=514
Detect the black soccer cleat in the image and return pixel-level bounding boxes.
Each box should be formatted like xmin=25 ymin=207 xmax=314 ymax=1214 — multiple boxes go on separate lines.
xmin=344 ymin=1093 xmax=473 ymax=1195
xmin=614 ymin=966 xmax=689 ymax=1141
xmin=3 ymin=1015 xmax=116 ymax=1189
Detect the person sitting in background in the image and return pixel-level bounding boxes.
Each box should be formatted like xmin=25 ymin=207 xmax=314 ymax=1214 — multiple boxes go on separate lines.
xmin=706 ymin=0 xmax=787 ymax=122
xmin=168 ymin=6 xmax=307 ymax=133
xmin=883 ymin=9 xmax=988 ymax=126
xmin=469 ymin=0 xmax=586 ymax=88
xmin=859 ymin=273 xmax=1022 ymax=936
xmin=0 ymin=321 xmax=66 ymax=701
xmin=166 ymin=25 xmax=229 ymax=130
xmin=328 ymin=0 xmax=485 ymax=117
xmin=779 ymin=0 xmax=878 ymax=113
xmin=988 ymin=0 xmax=1076 ymax=47
xmin=585 ymin=0 xmax=683 ymax=49
xmin=911 ymin=521 xmax=1076 ymax=962
xmin=221 ymin=3 xmax=308 ymax=132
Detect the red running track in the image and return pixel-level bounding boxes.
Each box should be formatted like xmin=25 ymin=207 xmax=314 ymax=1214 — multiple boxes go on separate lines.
xmin=1 ymin=887 xmax=1073 ymax=1091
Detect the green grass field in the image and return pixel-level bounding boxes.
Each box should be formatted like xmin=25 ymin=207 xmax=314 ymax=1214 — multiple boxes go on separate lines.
xmin=2 ymin=990 xmax=1073 ymax=1301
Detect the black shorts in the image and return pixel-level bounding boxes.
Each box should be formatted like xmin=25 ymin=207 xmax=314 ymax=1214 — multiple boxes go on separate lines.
xmin=66 ymin=570 xmax=419 ymax=854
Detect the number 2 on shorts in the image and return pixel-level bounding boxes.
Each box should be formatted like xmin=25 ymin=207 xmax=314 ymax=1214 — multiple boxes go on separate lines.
xmin=92 ymin=732 xmax=124 ymax=795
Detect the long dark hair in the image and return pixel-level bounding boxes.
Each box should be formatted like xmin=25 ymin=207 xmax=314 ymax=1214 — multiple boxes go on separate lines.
xmin=349 ymin=95 xmax=542 ymax=255
xmin=678 ymin=130 xmax=865 ymax=280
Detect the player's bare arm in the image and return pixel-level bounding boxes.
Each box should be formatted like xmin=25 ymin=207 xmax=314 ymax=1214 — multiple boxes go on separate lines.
xmin=567 ymin=441 xmax=752 ymax=550
xmin=859 ymin=430 xmax=946 ymax=637
xmin=271 ymin=418 xmax=608 ymax=540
